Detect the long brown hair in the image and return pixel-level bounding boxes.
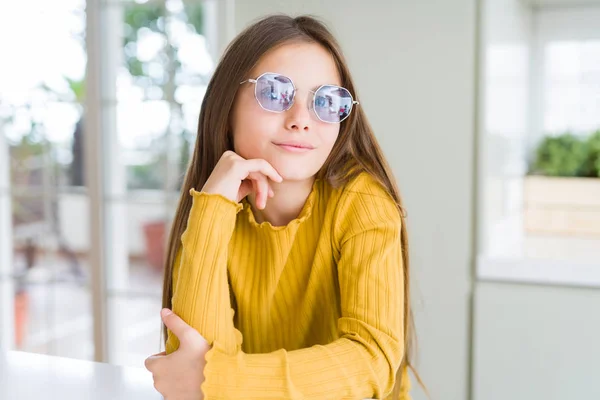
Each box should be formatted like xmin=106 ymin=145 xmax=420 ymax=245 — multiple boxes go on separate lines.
xmin=162 ymin=14 xmax=419 ymax=397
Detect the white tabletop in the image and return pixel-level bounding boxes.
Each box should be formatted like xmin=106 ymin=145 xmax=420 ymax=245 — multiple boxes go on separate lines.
xmin=0 ymin=351 xmax=162 ymax=400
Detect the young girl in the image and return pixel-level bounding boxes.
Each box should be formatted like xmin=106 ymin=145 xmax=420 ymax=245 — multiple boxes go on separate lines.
xmin=147 ymin=14 xmax=416 ymax=400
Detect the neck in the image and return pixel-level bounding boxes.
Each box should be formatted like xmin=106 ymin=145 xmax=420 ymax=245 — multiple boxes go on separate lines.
xmin=248 ymin=177 xmax=316 ymax=227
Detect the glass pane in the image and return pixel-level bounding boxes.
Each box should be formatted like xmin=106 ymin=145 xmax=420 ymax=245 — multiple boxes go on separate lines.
xmin=1 ymin=0 xmax=90 ymax=356
xmin=12 ymin=192 xmax=92 ymax=359
xmin=105 ymin=199 xmax=170 ymax=295
xmin=480 ymin=40 xmax=600 ymax=265
xmin=117 ymin=0 xmax=212 ymax=192
xmin=102 ymin=0 xmax=216 ymax=366
xmin=108 ymin=296 xmax=163 ymax=367
xmin=1 ymin=1 xmax=86 ymax=191
xmin=19 ymin=280 xmax=93 ymax=359
xmin=543 ymin=40 xmax=600 ymax=134
xmin=523 ymin=40 xmax=600 ymax=262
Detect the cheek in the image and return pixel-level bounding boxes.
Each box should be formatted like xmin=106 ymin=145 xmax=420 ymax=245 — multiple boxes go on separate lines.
xmin=232 ymin=91 xmax=262 ymax=153
xmin=233 ymin=113 xmax=280 ymax=158
xmin=319 ymin=125 xmax=341 ymax=154
xmin=234 ymin=130 xmax=262 ymax=158
xmin=232 ymin=100 xmax=258 ymax=152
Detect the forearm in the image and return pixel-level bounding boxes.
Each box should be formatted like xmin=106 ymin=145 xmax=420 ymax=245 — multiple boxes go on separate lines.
xmin=202 ymin=324 xmax=403 ymax=400
xmin=166 ymin=190 xmax=243 ymax=354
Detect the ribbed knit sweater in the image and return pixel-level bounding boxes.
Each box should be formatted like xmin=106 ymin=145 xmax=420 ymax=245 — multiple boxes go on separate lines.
xmin=166 ymin=172 xmax=411 ymax=399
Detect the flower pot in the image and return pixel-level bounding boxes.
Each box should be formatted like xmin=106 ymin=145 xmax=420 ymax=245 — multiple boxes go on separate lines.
xmin=143 ymin=221 xmax=167 ymax=272
xmin=524 ymin=176 xmax=600 ymax=237
xmin=14 ymin=290 xmax=29 ymax=348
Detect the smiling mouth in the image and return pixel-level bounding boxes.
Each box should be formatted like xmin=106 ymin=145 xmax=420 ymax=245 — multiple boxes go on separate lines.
xmin=274 ymin=142 xmax=314 ymax=149
xmin=273 ymin=142 xmax=315 ymax=153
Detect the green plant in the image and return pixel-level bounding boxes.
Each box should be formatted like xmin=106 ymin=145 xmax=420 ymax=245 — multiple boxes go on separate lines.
xmin=587 ymin=129 xmax=600 ymax=177
xmin=60 ymin=2 xmax=206 ymax=190
xmin=531 ymin=133 xmax=590 ymax=177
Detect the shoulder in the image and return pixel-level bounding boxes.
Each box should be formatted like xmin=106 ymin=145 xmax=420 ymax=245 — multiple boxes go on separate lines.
xmin=331 ymin=172 xmax=402 ymax=242
xmin=341 ymin=172 xmax=396 ymax=200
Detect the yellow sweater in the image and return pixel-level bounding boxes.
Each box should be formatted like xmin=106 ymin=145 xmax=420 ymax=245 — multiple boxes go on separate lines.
xmin=166 ymin=172 xmax=411 ymax=399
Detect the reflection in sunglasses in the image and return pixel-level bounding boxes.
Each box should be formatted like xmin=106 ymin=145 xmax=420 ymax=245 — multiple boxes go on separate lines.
xmin=241 ymin=72 xmax=358 ymax=123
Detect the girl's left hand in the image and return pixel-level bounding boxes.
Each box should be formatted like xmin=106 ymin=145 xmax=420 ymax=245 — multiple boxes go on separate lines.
xmin=145 ymin=309 xmax=210 ymax=400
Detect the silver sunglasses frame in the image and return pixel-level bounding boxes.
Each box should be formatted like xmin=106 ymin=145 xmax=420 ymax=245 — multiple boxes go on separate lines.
xmin=239 ymin=71 xmax=359 ymax=123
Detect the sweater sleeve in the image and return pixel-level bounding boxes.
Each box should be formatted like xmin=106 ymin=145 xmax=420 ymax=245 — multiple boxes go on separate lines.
xmin=200 ymin=177 xmax=406 ymax=400
xmin=165 ymin=189 xmax=244 ymax=355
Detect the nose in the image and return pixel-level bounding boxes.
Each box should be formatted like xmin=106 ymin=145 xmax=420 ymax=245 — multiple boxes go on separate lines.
xmin=284 ymin=93 xmax=313 ymax=132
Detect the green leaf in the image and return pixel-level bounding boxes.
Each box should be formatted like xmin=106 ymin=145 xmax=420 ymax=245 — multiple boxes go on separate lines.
xmin=531 ymin=133 xmax=590 ymax=177
xmin=184 ymin=2 xmax=204 ymax=35
xmin=586 ymin=129 xmax=600 ymax=177
xmin=66 ymin=77 xmax=86 ymax=103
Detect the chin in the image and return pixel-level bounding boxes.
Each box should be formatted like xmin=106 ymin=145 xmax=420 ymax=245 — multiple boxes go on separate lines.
xmin=271 ymin=161 xmax=319 ymax=182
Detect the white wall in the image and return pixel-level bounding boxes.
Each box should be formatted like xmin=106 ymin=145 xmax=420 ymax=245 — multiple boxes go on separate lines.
xmin=473 ymin=282 xmax=600 ymax=399
xmin=536 ymin=5 xmax=600 ymax=38
xmin=523 ymin=0 xmax=600 ymax=7
xmin=234 ymin=2 xmax=477 ymax=399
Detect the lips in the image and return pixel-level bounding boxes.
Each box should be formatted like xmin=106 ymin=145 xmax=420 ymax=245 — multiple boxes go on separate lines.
xmin=273 ymin=141 xmax=316 ymax=154
xmin=273 ymin=141 xmax=315 ymax=149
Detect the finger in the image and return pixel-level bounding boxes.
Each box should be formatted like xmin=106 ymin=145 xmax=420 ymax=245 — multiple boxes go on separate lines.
xmin=248 ymin=172 xmax=269 ymax=209
xmin=242 ymin=159 xmax=283 ymax=183
xmin=237 ymin=179 xmax=253 ymax=202
xmin=160 ymin=309 xmax=193 ymax=345
xmin=268 ymin=186 xmax=274 ymax=198
xmin=145 ymin=354 xmax=162 ymax=371
xmin=256 ymin=175 xmax=269 ymax=209
xmin=151 ymin=351 xmax=166 ymax=357
xmin=250 ymin=177 xmax=261 ymax=208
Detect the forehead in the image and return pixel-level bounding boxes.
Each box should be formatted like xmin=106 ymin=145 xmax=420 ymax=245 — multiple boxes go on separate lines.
xmin=250 ymin=42 xmax=341 ymax=88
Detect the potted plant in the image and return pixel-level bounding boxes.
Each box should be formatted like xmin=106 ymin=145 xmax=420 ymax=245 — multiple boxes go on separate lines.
xmin=525 ymin=130 xmax=600 ymax=236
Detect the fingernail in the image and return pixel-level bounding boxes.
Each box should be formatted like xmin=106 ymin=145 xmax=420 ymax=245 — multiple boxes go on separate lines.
xmin=161 ymin=308 xmax=172 ymax=318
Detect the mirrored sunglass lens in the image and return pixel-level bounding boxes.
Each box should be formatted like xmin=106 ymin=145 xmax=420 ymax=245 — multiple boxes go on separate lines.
xmin=255 ymin=74 xmax=295 ymax=112
xmin=313 ymin=85 xmax=353 ymax=123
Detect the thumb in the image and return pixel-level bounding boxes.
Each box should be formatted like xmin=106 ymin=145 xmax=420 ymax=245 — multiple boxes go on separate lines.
xmin=161 ymin=309 xmax=208 ymax=351
xmin=161 ymin=309 xmax=190 ymax=341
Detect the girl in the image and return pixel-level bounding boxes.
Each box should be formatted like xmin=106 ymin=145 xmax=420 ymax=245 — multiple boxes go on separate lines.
xmin=148 ymin=14 xmax=417 ymax=400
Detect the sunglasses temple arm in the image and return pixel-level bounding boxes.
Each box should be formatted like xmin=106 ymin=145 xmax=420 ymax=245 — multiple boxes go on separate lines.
xmin=239 ymin=79 xmax=258 ymax=85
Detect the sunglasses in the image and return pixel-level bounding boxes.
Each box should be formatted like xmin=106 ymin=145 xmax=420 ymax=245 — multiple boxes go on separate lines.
xmin=239 ymin=72 xmax=359 ymax=123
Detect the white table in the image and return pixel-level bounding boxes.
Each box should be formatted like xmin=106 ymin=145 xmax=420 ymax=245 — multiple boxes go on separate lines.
xmin=0 ymin=351 xmax=162 ymax=400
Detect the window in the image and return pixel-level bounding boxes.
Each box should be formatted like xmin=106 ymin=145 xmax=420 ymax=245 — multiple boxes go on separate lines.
xmin=0 ymin=0 xmax=92 ymax=357
xmin=0 ymin=0 xmax=221 ymax=366
xmin=477 ymin=5 xmax=600 ymax=287
xmin=543 ymin=40 xmax=600 ymax=134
